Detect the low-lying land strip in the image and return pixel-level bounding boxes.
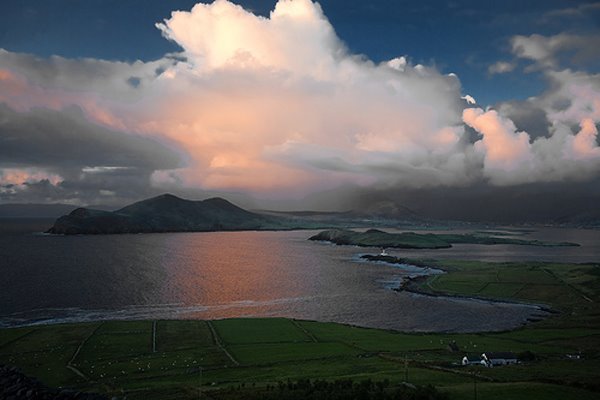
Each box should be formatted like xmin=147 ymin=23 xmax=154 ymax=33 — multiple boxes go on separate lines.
xmin=309 ymin=228 xmax=579 ymax=249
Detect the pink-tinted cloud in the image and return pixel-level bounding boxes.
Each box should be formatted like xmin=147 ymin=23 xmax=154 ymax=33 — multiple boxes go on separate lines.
xmin=463 ymin=108 xmax=532 ymax=183
xmin=569 ymin=118 xmax=600 ymax=159
xmin=1 ymin=1 xmax=600 ymax=201
xmin=0 ymin=168 xmax=62 ymax=187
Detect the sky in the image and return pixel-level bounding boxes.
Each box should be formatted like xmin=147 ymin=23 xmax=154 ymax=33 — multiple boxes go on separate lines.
xmin=0 ymin=0 xmax=599 ymax=216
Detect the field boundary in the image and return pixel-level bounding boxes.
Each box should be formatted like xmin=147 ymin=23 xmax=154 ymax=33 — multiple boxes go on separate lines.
xmin=152 ymin=320 xmax=157 ymax=352
xmin=67 ymin=322 xmax=104 ymax=381
xmin=543 ymin=268 xmax=594 ymax=303
xmin=291 ymin=319 xmax=318 ymax=342
xmin=207 ymin=321 xmax=239 ymax=366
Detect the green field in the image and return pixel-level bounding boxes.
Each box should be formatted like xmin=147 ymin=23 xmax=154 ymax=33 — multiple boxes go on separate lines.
xmin=1 ymin=259 xmax=599 ymax=399
xmin=413 ymin=260 xmax=600 ymax=324
xmin=1 ymin=318 xmax=599 ymax=399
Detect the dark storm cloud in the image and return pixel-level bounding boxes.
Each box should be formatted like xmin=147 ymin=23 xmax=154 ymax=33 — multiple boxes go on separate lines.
xmin=0 ymin=103 xmax=184 ymax=205
xmin=1 ymin=169 xmax=174 ymax=207
xmin=0 ymin=49 xmax=175 ymax=97
xmin=303 ymin=180 xmax=600 ymax=223
xmin=1 ymin=179 xmax=67 ymax=205
xmin=0 ymin=104 xmax=181 ymax=170
xmin=496 ymin=101 xmax=552 ymax=141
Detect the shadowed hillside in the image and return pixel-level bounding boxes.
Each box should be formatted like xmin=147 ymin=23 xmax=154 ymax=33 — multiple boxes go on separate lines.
xmin=47 ymin=194 xmax=282 ymax=234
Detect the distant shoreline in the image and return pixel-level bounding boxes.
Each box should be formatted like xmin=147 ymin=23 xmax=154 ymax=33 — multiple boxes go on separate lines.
xmin=309 ymin=228 xmax=580 ymax=250
xmin=360 ymin=254 xmax=550 ymax=308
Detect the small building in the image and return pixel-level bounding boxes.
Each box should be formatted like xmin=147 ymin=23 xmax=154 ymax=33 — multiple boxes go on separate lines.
xmin=461 ymin=355 xmax=482 ymax=366
xmin=481 ymin=352 xmax=518 ymax=367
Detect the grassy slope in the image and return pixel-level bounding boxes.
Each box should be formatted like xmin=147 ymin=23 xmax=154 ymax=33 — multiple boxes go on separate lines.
xmin=410 ymin=260 xmax=600 ymax=326
xmin=1 ymin=261 xmax=599 ymax=399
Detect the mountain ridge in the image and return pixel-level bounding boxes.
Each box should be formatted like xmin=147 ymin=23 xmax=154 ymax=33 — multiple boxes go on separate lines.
xmin=47 ymin=194 xmax=281 ymax=234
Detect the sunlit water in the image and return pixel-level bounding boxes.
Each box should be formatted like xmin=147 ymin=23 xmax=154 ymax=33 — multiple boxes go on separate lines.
xmin=1 ymin=219 xmax=598 ymax=332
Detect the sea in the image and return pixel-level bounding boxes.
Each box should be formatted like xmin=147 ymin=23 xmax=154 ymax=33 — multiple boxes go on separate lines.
xmin=1 ymin=219 xmax=599 ymax=332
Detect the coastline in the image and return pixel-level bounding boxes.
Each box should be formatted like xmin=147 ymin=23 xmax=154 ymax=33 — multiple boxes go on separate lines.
xmin=397 ymin=273 xmax=554 ymax=313
xmin=0 ymin=253 xmax=554 ymax=332
xmin=358 ymin=253 xmax=555 ymax=322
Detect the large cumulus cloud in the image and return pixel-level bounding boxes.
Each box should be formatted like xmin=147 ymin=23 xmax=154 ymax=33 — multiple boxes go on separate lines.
xmin=0 ymin=0 xmax=599 ymax=206
xmin=0 ymin=0 xmax=475 ymax=200
xmin=469 ymin=33 xmax=600 ymax=186
xmin=150 ymin=0 xmax=476 ymax=193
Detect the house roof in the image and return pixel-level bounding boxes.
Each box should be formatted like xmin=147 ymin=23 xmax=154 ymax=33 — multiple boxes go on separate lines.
xmin=483 ymin=352 xmax=517 ymax=359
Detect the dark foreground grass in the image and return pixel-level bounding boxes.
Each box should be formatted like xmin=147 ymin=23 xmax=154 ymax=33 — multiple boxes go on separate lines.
xmin=1 ymin=259 xmax=599 ymax=399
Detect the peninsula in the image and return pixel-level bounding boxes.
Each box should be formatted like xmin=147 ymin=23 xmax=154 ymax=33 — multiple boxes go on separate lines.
xmin=309 ymin=229 xmax=579 ymax=249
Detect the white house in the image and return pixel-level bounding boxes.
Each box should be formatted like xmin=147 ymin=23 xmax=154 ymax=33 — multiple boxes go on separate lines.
xmin=481 ymin=352 xmax=518 ymax=367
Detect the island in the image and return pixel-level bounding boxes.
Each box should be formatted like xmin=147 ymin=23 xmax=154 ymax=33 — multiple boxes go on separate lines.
xmin=309 ymin=228 xmax=579 ymax=249
xmin=46 ymin=194 xmax=284 ymax=234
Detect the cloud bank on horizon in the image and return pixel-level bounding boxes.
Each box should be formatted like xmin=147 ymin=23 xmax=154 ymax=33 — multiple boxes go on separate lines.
xmin=0 ymin=0 xmax=599 ymax=206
